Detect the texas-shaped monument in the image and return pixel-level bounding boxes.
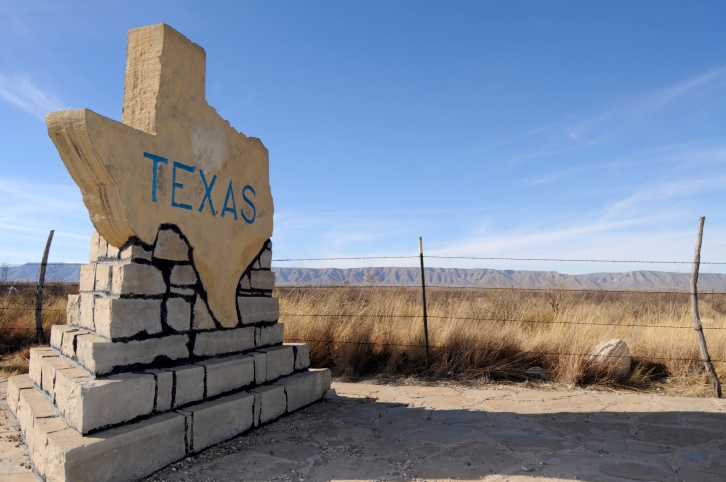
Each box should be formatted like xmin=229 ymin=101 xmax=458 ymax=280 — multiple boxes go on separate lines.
xmin=47 ymin=23 xmax=272 ymax=325
xmin=6 ymin=23 xmax=329 ymax=482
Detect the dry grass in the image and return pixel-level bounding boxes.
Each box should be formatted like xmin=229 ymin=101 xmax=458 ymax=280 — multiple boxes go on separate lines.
xmin=279 ymin=286 xmax=726 ymax=396
xmin=2 ymin=282 xmax=725 ymax=396
xmin=0 ymin=283 xmax=75 ymax=376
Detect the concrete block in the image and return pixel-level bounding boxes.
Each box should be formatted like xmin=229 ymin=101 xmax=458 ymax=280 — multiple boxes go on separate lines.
xmin=192 ymin=295 xmax=216 ymax=330
xmin=170 ymin=265 xmax=196 ymax=286
xmin=66 ymin=294 xmax=81 ymax=327
xmin=166 ymin=297 xmax=191 ymax=332
xmin=257 ymin=345 xmax=294 ymax=381
xmin=147 ymin=369 xmax=173 ymax=412
xmin=255 ymin=323 xmax=284 ymax=346
xmin=277 ymin=368 xmax=331 ymax=412
xmin=120 ymin=244 xmax=152 ymax=261
xmin=187 ymin=392 xmax=255 ymax=452
xmin=285 ymin=343 xmax=311 ymax=370
xmin=173 ymin=365 xmax=205 ymax=407
xmin=94 ymin=264 xmax=112 ymax=292
xmin=97 ymin=233 xmax=109 ymax=259
xmin=7 ymin=375 xmax=33 ymax=416
xmin=29 ymin=346 xmax=57 ymax=386
xmin=44 ymin=411 xmax=186 ymax=482
xmin=237 ymin=296 xmax=279 ymax=325
xmin=55 ymin=371 xmax=155 ymax=434
xmin=89 ymin=231 xmax=100 ymax=263
xmin=259 ymin=248 xmax=272 ymax=269
xmin=251 ymin=385 xmax=286 ymax=425
xmin=16 ymin=386 xmax=57 ymax=433
xmin=153 ymin=229 xmax=189 ymax=261
xmin=200 ymin=355 xmax=254 ymax=397
xmin=250 ymin=270 xmax=275 ymax=291
xmin=193 ymin=327 xmax=254 ymax=357
xmin=40 ymin=356 xmax=75 ymax=396
xmin=27 ymin=414 xmax=68 ymax=470
xmin=75 ymin=333 xmax=189 ymax=375
xmin=61 ymin=329 xmax=85 ymax=358
xmin=50 ymin=325 xmax=78 ymax=351
xmin=79 ymin=264 xmax=95 ymax=292
xmin=106 ymin=244 xmax=120 ymax=258
xmin=251 ymin=351 xmax=266 ymax=384
xmin=78 ymin=293 xmax=95 ymax=330
xmin=239 ymin=275 xmax=251 ymax=290
xmin=171 ymin=286 xmax=195 ymax=296
xmin=111 ymin=263 xmax=165 ymax=295
xmin=93 ymin=298 xmax=162 ymax=339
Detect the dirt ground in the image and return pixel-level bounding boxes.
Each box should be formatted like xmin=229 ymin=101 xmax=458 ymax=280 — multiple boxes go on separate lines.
xmin=2 ymin=379 xmax=725 ymax=481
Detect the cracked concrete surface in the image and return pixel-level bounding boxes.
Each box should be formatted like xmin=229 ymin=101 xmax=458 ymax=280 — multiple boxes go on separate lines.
xmin=3 ymin=379 xmax=726 ymax=481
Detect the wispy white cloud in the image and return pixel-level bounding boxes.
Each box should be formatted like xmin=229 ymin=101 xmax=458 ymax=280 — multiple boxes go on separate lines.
xmin=0 ymin=73 xmax=65 ymax=119
xmin=487 ymin=65 xmax=726 ymax=167
xmin=523 ymin=140 xmax=726 ymax=186
xmin=566 ymin=66 xmax=726 ymax=142
xmin=0 ymin=177 xmax=92 ymax=263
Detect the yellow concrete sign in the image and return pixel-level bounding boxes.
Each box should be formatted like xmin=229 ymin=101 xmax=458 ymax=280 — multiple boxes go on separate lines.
xmin=46 ymin=24 xmax=274 ymax=326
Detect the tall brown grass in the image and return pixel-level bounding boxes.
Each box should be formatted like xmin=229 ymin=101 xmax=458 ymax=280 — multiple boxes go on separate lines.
xmin=2 ymin=282 xmax=725 ymax=395
xmin=279 ymin=286 xmax=726 ymax=394
xmin=0 ymin=283 xmax=74 ymax=375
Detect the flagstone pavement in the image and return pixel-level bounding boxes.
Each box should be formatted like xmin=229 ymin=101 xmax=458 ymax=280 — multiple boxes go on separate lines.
xmin=2 ymin=378 xmax=725 ymax=481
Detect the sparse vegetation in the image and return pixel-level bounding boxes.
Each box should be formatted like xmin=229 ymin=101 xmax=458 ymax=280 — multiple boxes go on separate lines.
xmin=1 ymin=282 xmax=725 ymax=396
xmin=280 ymin=286 xmax=726 ymax=396
xmin=0 ymin=282 xmax=75 ymax=376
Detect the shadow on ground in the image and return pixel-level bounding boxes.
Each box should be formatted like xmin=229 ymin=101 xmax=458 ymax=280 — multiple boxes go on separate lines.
xmin=139 ymin=383 xmax=726 ymax=482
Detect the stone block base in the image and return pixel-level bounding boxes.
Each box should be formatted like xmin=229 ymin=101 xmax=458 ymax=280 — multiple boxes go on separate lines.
xmin=7 ymin=367 xmax=330 ymax=482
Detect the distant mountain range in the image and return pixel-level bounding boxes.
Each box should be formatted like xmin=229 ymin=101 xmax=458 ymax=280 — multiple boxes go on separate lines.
xmin=6 ymin=263 xmax=725 ymax=292
xmin=273 ymin=267 xmax=726 ymax=291
xmin=4 ymin=264 xmax=82 ymax=283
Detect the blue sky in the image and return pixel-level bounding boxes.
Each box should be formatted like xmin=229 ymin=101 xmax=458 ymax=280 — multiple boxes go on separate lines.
xmin=1 ymin=1 xmax=726 ymax=274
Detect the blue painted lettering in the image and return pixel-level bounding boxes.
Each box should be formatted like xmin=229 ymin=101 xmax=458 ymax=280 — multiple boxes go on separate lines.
xmin=198 ymin=170 xmax=217 ymax=216
xmin=221 ymin=180 xmax=238 ymax=219
xmin=144 ymin=152 xmax=168 ymax=202
xmin=241 ymin=185 xmax=256 ymax=224
xmin=171 ymin=161 xmax=196 ymax=210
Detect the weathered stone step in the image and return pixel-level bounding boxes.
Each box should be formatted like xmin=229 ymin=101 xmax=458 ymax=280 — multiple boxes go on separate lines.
xmin=28 ymin=341 xmax=310 ymax=434
xmin=50 ymin=321 xmax=286 ymax=375
xmin=8 ymin=368 xmax=330 ymax=482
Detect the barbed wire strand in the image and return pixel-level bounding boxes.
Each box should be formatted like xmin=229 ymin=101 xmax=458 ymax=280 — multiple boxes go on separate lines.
xmin=285 ymin=338 xmax=725 ymax=363
xmin=272 ymin=255 xmax=726 ymax=264
xmin=278 ymin=312 xmax=726 ymax=329
xmin=276 ymin=285 xmax=726 ymax=295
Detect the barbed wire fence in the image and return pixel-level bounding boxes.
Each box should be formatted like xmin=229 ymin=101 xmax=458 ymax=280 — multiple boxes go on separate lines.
xmin=1 ymin=219 xmax=724 ymax=396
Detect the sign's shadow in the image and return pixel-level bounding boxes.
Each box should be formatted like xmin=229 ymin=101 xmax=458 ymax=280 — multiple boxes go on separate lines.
xmin=168 ymin=394 xmax=726 ymax=481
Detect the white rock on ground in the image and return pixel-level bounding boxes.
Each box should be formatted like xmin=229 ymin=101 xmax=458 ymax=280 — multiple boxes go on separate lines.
xmin=588 ymin=338 xmax=631 ymax=380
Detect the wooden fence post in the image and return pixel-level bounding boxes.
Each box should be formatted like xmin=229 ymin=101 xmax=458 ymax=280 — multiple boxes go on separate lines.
xmin=690 ymin=217 xmax=722 ymax=398
xmin=35 ymin=230 xmax=54 ymax=344
xmin=419 ymin=237 xmax=430 ymax=371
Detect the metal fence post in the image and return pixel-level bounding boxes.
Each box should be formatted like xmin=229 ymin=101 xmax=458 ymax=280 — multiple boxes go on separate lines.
xmin=419 ymin=237 xmax=430 ymax=371
xmin=35 ymin=230 xmax=54 ymax=344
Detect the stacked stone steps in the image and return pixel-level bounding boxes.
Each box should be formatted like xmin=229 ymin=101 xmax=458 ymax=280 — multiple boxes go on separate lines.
xmin=7 ymin=368 xmax=330 ymax=482
xmin=27 ymin=341 xmax=310 ymax=434
xmin=50 ymin=322 xmax=287 ymax=375
xmin=8 ymin=229 xmax=330 ymax=481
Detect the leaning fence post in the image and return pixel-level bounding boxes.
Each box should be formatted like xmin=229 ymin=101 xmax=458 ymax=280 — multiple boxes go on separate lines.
xmin=35 ymin=229 xmax=54 ymax=344
xmin=690 ymin=217 xmax=722 ymax=398
xmin=419 ymin=237 xmax=430 ymax=371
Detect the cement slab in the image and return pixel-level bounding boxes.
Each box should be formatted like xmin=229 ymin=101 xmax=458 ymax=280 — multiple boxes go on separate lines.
xmin=4 ymin=379 xmax=726 ymax=481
